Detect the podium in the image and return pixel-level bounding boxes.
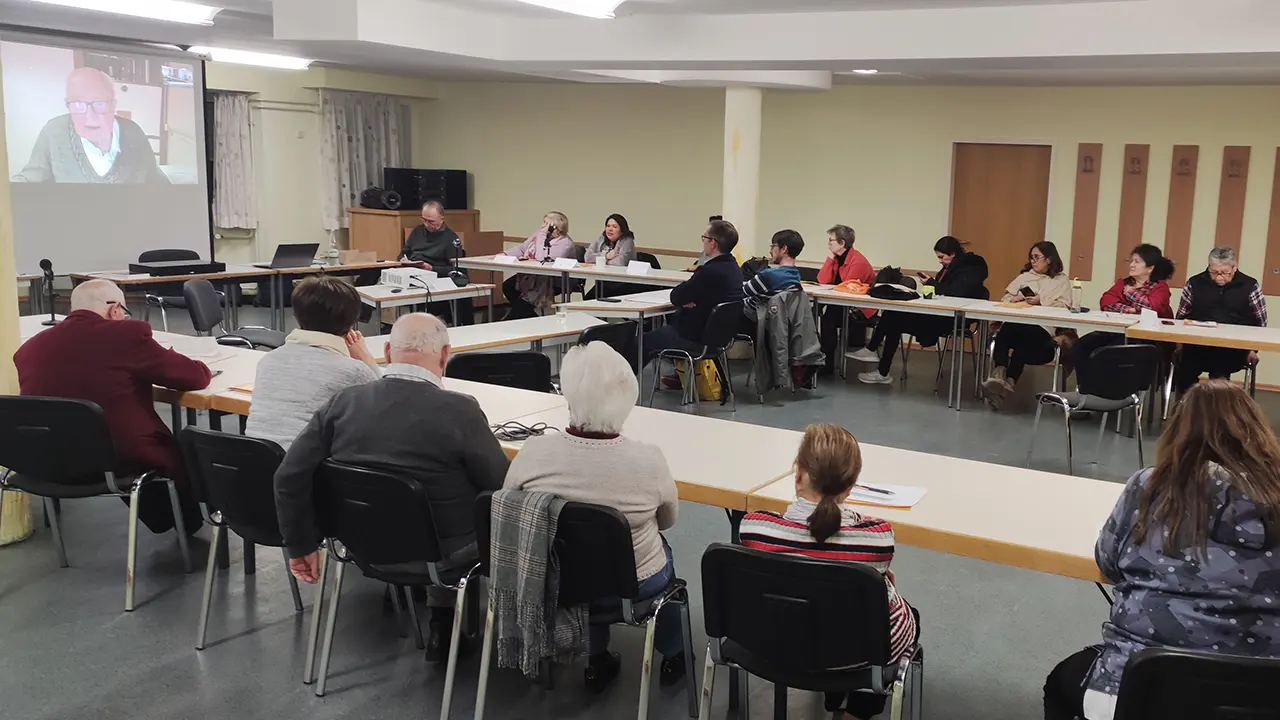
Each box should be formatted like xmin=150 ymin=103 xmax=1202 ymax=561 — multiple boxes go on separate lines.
xmin=348 ymin=207 xmax=480 ymax=261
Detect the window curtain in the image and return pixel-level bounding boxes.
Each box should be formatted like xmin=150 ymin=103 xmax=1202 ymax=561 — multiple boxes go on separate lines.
xmin=319 ymin=90 xmax=407 ymax=231
xmin=210 ymin=92 xmax=257 ymax=229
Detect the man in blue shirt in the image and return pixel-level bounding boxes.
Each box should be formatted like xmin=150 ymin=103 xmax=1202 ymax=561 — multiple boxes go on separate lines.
xmin=743 ymin=229 xmax=804 ymax=313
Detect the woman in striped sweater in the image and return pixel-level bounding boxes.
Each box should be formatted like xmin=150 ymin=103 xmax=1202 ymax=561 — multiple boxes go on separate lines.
xmin=740 ymin=423 xmax=919 ymax=720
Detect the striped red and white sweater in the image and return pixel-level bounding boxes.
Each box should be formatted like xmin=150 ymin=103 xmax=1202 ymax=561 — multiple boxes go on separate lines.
xmin=740 ymin=504 xmax=919 ymax=663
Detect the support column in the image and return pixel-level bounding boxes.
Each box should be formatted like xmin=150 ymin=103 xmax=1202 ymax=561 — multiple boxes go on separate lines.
xmin=0 ymin=57 xmax=33 ymax=545
xmin=721 ymin=86 xmax=763 ymax=259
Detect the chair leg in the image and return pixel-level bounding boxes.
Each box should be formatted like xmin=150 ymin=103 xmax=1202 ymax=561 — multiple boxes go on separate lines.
xmin=647 ymin=356 xmax=662 ymax=407
xmin=889 ymin=675 xmax=907 ymax=720
xmin=1063 ymin=406 xmax=1075 ymax=476
xmin=243 ymin=541 xmax=255 ymax=575
xmin=125 ymin=483 xmax=142 ymax=612
xmin=44 ymin=497 xmax=69 ymax=568
xmin=314 ymin=560 xmax=347 ymax=697
xmin=1094 ymin=412 xmax=1109 ymax=467
xmin=910 ymin=654 xmax=924 ymax=720
xmin=697 ymin=645 xmax=717 ymax=720
xmin=160 ymin=306 xmax=169 ymax=333
xmin=720 ymin=352 xmax=736 ymax=412
xmin=1135 ymin=402 xmax=1145 ymax=469
xmin=303 ymin=549 xmax=330 ymax=685
xmin=773 ymin=682 xmax=788 ymax=720
xmin=474 ymin=604 xmax=497 ymax=720
xmin=1025 ymin=401 xmax=1045 ymax=467
xmin=196 ymin=525 xmax=222 ymax=650
xmin=440 ymin=574 xmax=472 ymax=720
xmin=933 ymin=334 xmax=948 ymax=391
xmin=679 ymin=591 xmax=699 ymax=718
xmin=405 ymin=588 xmax=425 ymax=650
xmin=637 ymin=613 xmax=659 ymax=720
xmin=283 ymin=548 xmax=303 ymax=613
xmin=1162 ymin=367 xmax=1175 ymax=421
xmin=389 ymin=584 xmax=408 ymax=639
xmin=165 ymin=479 xmax=193 ymax=574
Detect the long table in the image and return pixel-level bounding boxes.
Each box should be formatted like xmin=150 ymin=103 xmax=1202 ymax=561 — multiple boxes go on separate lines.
xmin=362 ymin=312 xmax=603 ymax=360
xmin=556 ymin=289 xmax=676 ymax=375
xmin=356 ymin=283 xmax=496 ymax=330
xmin=457 ymin=257 xmax=691 ymax=305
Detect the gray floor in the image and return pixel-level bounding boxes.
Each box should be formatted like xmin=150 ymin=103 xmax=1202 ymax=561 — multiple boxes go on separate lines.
xmin=4 ymin=304 xmax=1276 ymax=720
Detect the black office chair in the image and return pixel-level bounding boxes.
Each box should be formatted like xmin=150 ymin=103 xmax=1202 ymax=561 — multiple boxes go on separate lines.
xmin=699 ymin=543 xmax=923 ymax=720
xmin=447 ymin=351 xmax=555 ymax=393
xmin=1113 ymin=648 xmax=1280 ymax=719
xmin=472 ymin=493 xmax=697 ymax=720
xmin=0 ymin=396 xmax=193 ymax=612
xmin=180 ymin=427 xmax=304 ymax=651
xmin=1027 ymin=343 xmax=1162 ymax=475
xmin=570 ymin=244 xmax=588 ymax=297
xmin=139 ymin=249 xmax=199 ymax=331
xmin=577 ymin=320 xmax=638 ymax=359
xmin=184 ymin=279 xmax=285 ymax=350
xmin=648 ymin=301 xmax=740 ymax=410
xmin=796 ymin=265 xmax=820 ymax=284
xmin=308 ymin=460 xmax=479 ymax=700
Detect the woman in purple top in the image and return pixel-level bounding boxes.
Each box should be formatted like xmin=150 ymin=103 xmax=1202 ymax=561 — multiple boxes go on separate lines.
xmin=1044 ymin=380 xmax=1280 ymax=720
xmin=502 ymin=211 xmax=576 ymax=319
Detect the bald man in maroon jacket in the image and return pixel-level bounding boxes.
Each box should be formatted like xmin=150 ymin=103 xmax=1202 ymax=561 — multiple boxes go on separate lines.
xmin=14 ymin=279 xmax=212 ymax=533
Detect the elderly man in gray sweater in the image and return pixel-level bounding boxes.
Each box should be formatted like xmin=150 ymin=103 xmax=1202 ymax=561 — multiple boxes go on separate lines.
xmin=274 ymin=313 xmax=510 ymax=661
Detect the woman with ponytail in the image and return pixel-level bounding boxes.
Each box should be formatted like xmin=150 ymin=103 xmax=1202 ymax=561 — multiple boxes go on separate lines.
xmin=740 ymin=424 xmax=919 ymax=720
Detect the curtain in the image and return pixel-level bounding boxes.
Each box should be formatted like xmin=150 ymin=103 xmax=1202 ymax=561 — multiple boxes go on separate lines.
xmin=319 ymin=90 xmax=407 ymax=231
xmin=211 ymin=92 xmax=257 ymax=229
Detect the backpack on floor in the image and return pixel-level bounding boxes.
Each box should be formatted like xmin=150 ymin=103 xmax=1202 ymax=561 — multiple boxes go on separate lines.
xmin=674 ymin=359 xmax=724 ymax=402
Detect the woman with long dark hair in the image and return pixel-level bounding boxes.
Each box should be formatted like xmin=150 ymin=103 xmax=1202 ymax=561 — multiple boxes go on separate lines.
xmin=1044 ymin=380 xmax=1280 ymax=720
xmin=980 ymin=240 xmax=1071 ymax=410
xmin=1072 ymin=243 xmax=1175 ymax=393
xmin=584 ymin=213 xmax=638 ymax=299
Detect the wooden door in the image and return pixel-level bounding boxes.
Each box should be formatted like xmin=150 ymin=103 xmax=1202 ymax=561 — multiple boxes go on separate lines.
xmin=950 ymin=143 xmax=1053 ymax=295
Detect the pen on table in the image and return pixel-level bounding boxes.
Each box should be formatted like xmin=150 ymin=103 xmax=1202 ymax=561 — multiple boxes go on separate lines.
xmin=855 ymin=484 xmax=895 ymax=496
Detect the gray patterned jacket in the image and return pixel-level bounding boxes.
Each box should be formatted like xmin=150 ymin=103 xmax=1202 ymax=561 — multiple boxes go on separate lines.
xmin=1089 ymin=466 xmax=1280 ymax=696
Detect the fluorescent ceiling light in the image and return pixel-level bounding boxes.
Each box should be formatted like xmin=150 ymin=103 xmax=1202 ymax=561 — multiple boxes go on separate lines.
xmin=513 ymin=0 xmax=627 ymax=19
xmin=27 ymin=0 xmax=222 ymax=25
xmin=188 ymin=46 xmax=313 ymax=70
xmin=851 ymin=69 xmax=880 ymax=75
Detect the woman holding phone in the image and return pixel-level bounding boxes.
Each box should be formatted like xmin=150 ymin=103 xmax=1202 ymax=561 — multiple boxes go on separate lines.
xmin=980 ymin=241 xmax=1072 ymax=410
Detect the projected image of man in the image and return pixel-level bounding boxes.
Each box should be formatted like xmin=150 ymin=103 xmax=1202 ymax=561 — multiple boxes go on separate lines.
xmin=12 ymin=67 xmax=169 ymax=185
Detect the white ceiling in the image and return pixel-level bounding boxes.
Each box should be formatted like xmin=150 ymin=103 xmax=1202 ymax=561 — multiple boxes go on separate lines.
xmin=469 ymin=0 xmax=1117 ymax=16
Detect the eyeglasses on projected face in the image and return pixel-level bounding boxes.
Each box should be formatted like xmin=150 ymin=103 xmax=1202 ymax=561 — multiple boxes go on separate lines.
xmin=66 ymin=100 xmax=114 ymax=115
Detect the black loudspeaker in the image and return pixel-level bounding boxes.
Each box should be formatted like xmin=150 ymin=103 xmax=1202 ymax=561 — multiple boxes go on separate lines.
xmin=383 ymin=168 xmax=469 ymax=210
xmin=359 ymin=187 xmax=402 ymax=210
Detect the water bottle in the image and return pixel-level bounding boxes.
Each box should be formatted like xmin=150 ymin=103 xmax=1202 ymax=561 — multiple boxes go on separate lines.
xmin=1070 ymin=278 xmax=1083 ymax=312
xmin=326 ymin=235 xmax=341 ymax=266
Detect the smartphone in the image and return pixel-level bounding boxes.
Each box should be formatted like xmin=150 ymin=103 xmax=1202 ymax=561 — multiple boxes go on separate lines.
xmin=600 ymin=297 xmax=622 ymax=303
xmin=1019 ymin=286 xmax=1035 ymax=297
xmin=211 ymin=370 xmax=224 ymax=378
xmin=1161 ymin=319 xmax=1176 ymax=326
xmin=916 ymin=272 xmax=929 ymax=280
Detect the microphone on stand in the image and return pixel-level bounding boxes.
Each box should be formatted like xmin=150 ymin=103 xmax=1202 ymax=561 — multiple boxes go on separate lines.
xmin=541 ymin=226 xmax=553 ymax=264
xmin=448 ymin=236 xmax=468 ymax=287
xmin=39 ymin=258 xmax=58 ymax=326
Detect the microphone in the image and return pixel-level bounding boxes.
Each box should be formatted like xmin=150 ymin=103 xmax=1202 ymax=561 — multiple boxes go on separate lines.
xmin=449 ymin=236 xmax=468 ymax=288
xmin=38 ymin=258 xmax=58 ymax=326
xmin=541 ymin=227 xmax=554 ymax=264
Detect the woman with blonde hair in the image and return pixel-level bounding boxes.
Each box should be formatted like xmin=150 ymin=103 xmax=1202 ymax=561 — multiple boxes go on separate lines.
xmin=740 ymin=423 xmax=919 ymax=720
xmin=1044 ymin=380 xmax=1280 ymax=720
xmin=503 ymin=211 xmax=576 ymax=319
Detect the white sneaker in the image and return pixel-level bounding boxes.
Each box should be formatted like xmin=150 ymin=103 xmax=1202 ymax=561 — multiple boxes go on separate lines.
xmin=857 ymin=370 xmax=894 ymax=385
xmin=848 ymin=347 xmax=880 ymax=363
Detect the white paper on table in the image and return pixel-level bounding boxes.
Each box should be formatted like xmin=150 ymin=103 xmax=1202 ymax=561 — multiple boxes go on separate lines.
xmin=165 ymin=340 xmax=231 ymax=363
xmin=492 ymin=254 xmax=519 ymax=265
xmin=424 ymin=277 xmax=461 ymax=292
xmin=844 ymin=483 xmax=927 ymax=509
xmin=552 ymin=257 xmax=578 ymax=270
xmin=1139 ymin=308 xmax=1158 ymax=328
xmin=627 ymin=260 xmax=652 ymax=276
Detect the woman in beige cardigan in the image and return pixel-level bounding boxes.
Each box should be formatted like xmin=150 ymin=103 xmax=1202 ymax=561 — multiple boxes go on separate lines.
xmin=981 ymin=241 xmax=1072 ymax=410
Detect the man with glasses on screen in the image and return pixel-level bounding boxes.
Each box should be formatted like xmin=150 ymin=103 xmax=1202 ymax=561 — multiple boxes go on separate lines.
xmin=12 ymin=67 xmax=170 ymax=184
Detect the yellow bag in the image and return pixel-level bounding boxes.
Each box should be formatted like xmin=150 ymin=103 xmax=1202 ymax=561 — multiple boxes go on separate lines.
xmin=674 ymin=359 xmax=724 ymax=402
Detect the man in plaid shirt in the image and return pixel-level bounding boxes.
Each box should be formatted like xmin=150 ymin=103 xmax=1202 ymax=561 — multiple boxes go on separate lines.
xmin=1174 ymin=246 xmax=1268 ymax=393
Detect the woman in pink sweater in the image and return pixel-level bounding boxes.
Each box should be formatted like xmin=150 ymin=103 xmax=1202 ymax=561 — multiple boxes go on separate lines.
xmin=740 ymin=423 xmax=919 ymax=720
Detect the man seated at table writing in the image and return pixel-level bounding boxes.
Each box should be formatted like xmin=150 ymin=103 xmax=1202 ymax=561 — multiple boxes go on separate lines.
xmin=1173 ymin=246 xmax=1267 ymax=395
xmin=14 ymin=279 xmax=210 ymax=534
xmin=274 ymin=313 xmax=509 ymax=661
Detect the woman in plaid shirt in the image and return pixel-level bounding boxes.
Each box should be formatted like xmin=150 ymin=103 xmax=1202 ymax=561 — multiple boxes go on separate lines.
xmin=1072 ymin=244 xmax=1175 ymax=393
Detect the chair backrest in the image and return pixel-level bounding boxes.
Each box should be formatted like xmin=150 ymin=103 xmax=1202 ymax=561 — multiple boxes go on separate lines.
xmin=1114 ymin=648 xmax=1280 ymax=720
xmin=180 ymin=427 xmax=287 ymax=547
xmin=315 ymin=459 xmax=444 ymax=565
xmin=574 ymin=244 xmax=586 ymax=262
xmin=474 ymin=492 xmax=640 ymax=604
xmin=0 ymin=397 xmax=115 ymax=486
xmin=138 ymin=248 xmax=200 ymax=263
xmin=701 ymin=543 xmax=893 ymax=671
xmin=183 ymin=278 xmax=224 ymax=334
xmin=900 ymin=276 xmax=918 ymax=290
xmin=702 ymin=301 xmax=747 ymax=352
xmin=636 ymin=252 xmax=661 ymax=270
xmin=577 ymin=320 xmax=637 ymax=358
xmin=447 ymin=351 xmax=554 ymax=392
xmin=1085 ymin=343 xmax=1162 ymax=401
xmin=796 ymin=266 xmax=820 ymax=283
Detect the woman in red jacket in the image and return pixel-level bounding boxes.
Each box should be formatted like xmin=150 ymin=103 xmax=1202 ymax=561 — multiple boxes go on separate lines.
xmin=818 ymin=225 xmax=876 ymax=375
xmin=1072 ymin=243 xmax=1174 ymax=393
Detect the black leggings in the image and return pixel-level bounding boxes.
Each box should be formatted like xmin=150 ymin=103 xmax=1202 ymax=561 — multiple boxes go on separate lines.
xmin=868 ymin=311 xmax=953 ymax=376
xmin=993 ymin=324 xmax=1058 ymax=381
xmin=502 ymin=275 xmax=561 ymax=320
xmin=1072 ymin=332 xmax=1125 ymax=394
xmin=1174 ymin=345 xmax=1249 ymax=393
xmin=1044 ymin=646 xmax=1102 ymax=720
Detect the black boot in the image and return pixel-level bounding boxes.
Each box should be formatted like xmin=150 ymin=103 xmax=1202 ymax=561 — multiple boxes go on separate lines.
xmin=660 ymin=652 xmax=687 ymax=687
xmin=584 ymin=652 xmax=621 ymax=692
xmin=425 ymin=608 xmax=453 ymax=663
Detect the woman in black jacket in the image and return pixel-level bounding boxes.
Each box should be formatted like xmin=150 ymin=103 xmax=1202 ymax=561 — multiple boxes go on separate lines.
xmin=853 ymin=236 xmax=989 ymax=384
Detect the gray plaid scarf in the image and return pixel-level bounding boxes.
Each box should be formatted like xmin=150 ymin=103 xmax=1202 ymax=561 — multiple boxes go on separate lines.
xmin=489 ymin=489 xmax=588 ymax=678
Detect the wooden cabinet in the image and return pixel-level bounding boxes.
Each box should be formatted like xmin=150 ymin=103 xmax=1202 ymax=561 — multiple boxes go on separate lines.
xmin=348 ymin=207 xmax=481 ymax=261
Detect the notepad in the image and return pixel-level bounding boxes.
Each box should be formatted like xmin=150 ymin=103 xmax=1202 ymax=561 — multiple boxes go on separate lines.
xmin=229 ymin=384 xmax=254 ymax=394
xmin=994 ymin=301 xmax=1031 ymax=309
xmin=845 ymin=483 xmax=926 ymax=509
xmin=1184 ymin=320 xmax=1218 ymax=328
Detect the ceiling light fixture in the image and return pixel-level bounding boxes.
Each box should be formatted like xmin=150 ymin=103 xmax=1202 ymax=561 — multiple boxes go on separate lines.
xmin=851 ymin=69 xmax=880 ymax=75
xmin=188 ymin=46 xmax=313 ymax=70
xmin=27 ymin=0 xmax=222 ymax=25
xmin=513 ymin=0 xmax=627 ymax=19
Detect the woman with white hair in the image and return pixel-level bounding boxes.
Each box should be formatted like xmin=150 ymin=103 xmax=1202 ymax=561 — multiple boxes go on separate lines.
xmin=502 ymin=211 xmax=576 ymax=319
xmin=502 ymin=341 xmax=686 ymax=691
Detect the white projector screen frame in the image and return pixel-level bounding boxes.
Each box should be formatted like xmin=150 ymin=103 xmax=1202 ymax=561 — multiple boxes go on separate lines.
xmin=0 ymin=28 xmax=213 ymax=275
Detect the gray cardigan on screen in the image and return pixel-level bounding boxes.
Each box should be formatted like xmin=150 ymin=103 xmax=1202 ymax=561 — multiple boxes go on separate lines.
xmin=13 ymin=115 xmax=170 ymax=185
xmin=273 ymin=375 xmax=510 ymax=558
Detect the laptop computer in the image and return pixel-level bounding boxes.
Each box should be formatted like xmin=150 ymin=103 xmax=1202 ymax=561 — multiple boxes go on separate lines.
xmin=253 ymin=243 xmax=320 ymax=269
